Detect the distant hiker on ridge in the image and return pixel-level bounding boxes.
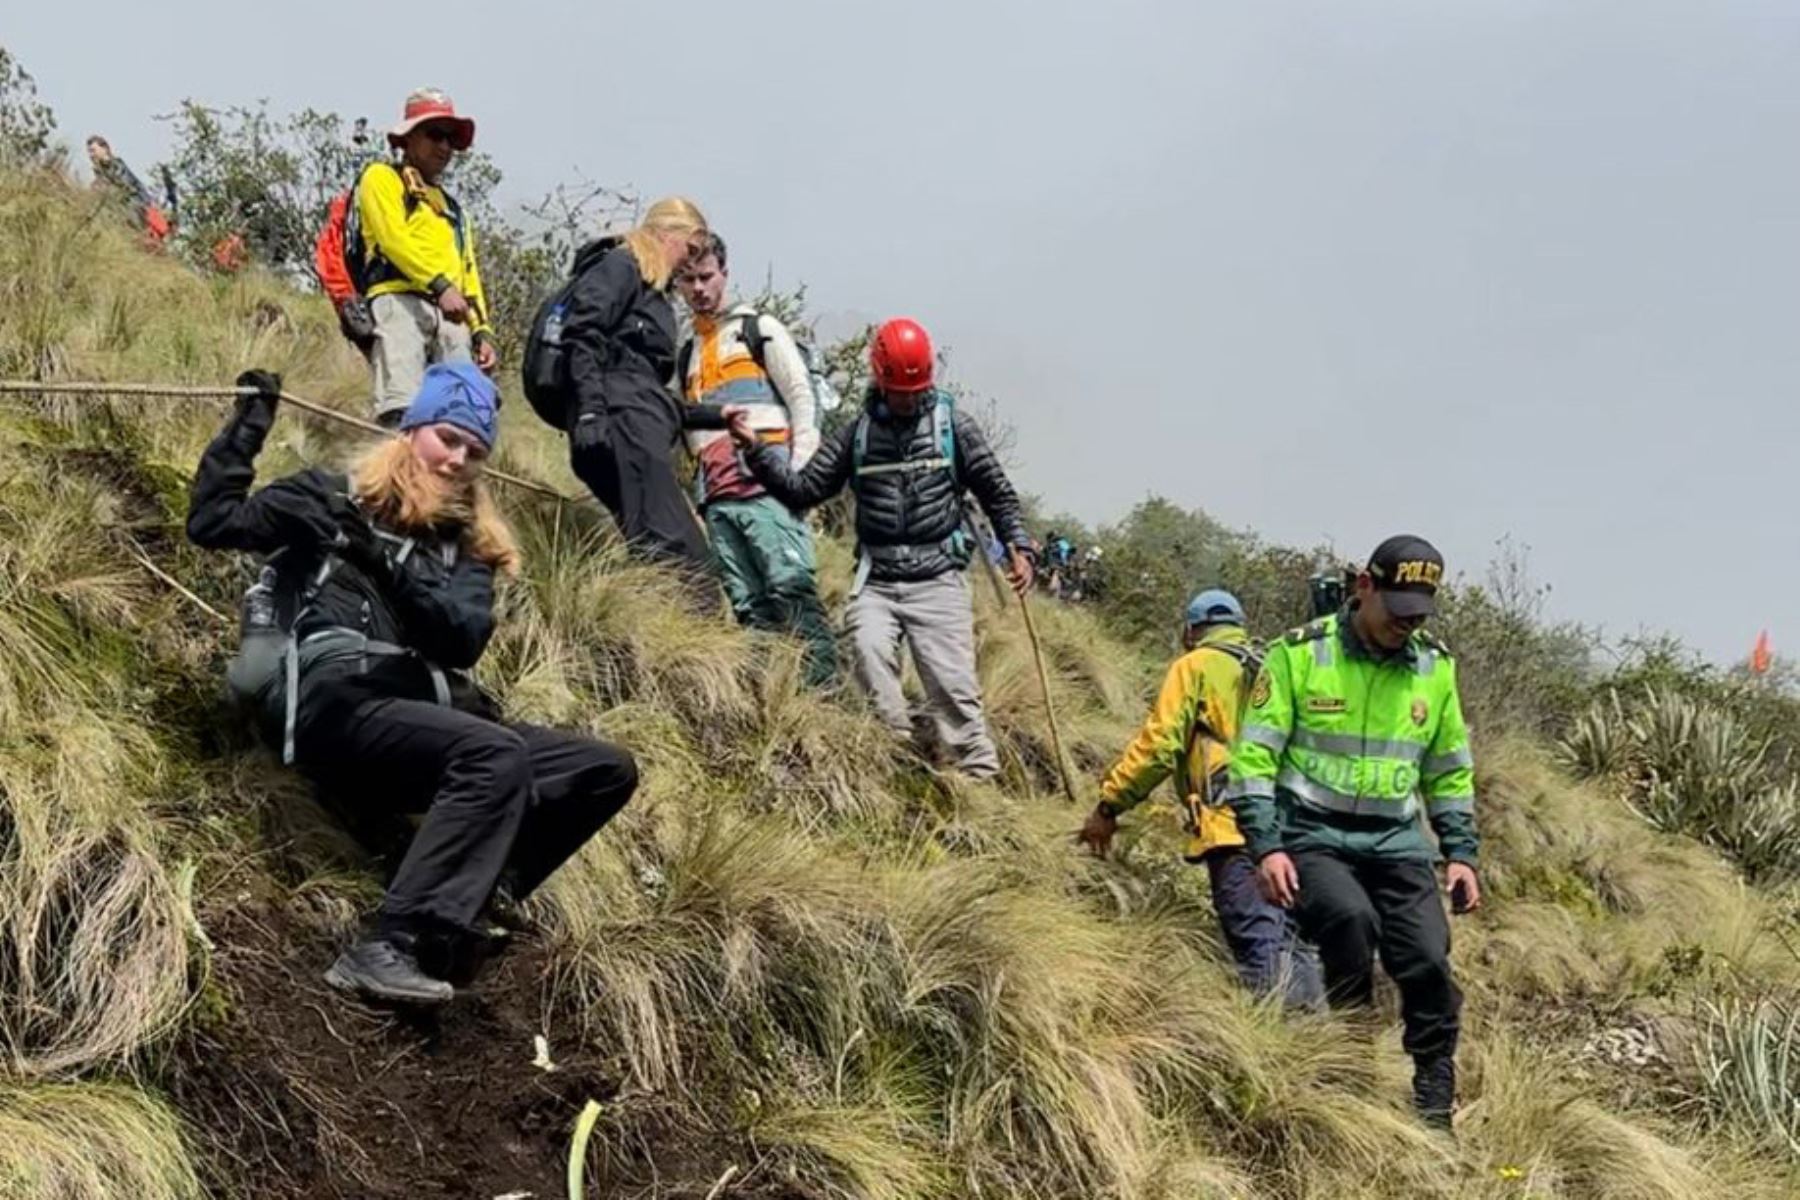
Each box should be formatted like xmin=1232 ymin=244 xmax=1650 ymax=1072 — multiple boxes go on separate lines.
xmin=358 ymin=89 xmax=496 ymax=427
xmin=87 ymin=134 xmax=170 ymax=246
xmin=187 ymin=365 xmax=637 ymax=1006
xmin=724 ymin=317 xmax=1035 ymax=778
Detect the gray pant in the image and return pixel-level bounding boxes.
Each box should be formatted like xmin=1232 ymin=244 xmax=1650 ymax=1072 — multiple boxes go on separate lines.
xmin=369 ymin=292 xmax=472 ymax=420
xmin=846 ymin=571 xmax=1000 ymax=779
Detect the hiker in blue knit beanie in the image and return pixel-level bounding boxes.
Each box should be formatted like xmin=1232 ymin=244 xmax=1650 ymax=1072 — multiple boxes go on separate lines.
xmin=398 ymin=361 xmax=499 ymax=454
xmin=186 ymin=365 xmax=639 ymax=1007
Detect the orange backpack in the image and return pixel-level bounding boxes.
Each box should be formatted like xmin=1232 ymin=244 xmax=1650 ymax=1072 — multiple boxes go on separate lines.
xmin=313 ymin=188 xmax=360 ymax=308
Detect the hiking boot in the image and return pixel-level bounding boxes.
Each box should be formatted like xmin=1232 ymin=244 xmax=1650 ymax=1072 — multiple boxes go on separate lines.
xmin=324 ymin=937 xmax=453 ymax=1006
xmin=485 ymin=877 xmax=533 ymax=935
xmin=1412 ymin=1053 xmax=1456 ymax=1132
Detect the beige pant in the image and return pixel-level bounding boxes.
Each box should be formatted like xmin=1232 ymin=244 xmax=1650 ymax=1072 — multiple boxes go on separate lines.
xmin=369 ymin=292 xmax=472 ymax=420
xmin=845 ymin=571 xmax=1000 ymax=779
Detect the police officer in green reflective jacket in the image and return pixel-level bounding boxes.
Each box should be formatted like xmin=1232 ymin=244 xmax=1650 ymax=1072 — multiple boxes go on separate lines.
xmin=1223 ymin=535 xmax=1480 ymax=1131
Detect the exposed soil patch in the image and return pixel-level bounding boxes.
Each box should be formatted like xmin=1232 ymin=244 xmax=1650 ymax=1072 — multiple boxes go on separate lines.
xmin=167 ymin=897 xmax=787 ymax=1199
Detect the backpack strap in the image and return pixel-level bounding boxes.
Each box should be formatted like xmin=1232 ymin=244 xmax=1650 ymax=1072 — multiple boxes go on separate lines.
xmin=282 ymin=554 xmax=340 ymax=765
xmin=677 ymin=338 xmax=695 ymax=399
xmin=934 ymin=393 xmax=958 ymax=488
xmin=851 ymin=412 xmax=872 ymax=489
xmin=739 ymin=312 xmax=768 ymax=371
xmin=853 ymin=394 xmax=957 ymax=482
xmin=1179 ymin=638 xmax=1265 ymax=810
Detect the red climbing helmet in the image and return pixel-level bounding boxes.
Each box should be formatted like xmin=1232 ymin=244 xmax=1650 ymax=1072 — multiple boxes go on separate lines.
xmin=870 ymin=317 xmax=935 ymax=393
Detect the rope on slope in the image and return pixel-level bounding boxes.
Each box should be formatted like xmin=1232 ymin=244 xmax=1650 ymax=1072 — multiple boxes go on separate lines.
xmin=0 ymin=378 xmax=585 ymax=506
xmin=0 ymin=376 xmax=590 ymax=626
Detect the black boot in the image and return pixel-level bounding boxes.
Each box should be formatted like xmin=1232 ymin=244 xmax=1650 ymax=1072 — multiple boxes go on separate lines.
xmin=1412 ymin=1053 xmax=1456 ymax=1131
xmin=485 ymin=873 xmax=533 ymax=936
xmin=324 ymin=936 xmax=454 ymax=1005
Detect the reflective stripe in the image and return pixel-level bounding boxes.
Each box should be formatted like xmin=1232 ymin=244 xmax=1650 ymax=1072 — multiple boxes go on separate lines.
xmin=1425 ymin=794 xmax=1475 ymax=816
xmin=1288 ymin=728 xmax=1426 ymax=762
xmin=1312 ymin=637 xmax=1332 ymax=667
xmin=1239 ymin=724 xmax=1289 ymax=753
xmin=1223 ymin=777 xmax=1277 ymax=802
xmin=1278 ymin=768 xmax=1417 ymax=819
xmin=1423 ymin=747 xmax=1475 ymax=776
xmin=1413 ymin=649 xmax=1437 ymax=677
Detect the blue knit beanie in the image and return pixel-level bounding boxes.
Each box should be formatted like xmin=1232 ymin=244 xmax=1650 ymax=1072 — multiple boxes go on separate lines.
xmin=398 ymin=362 xmax=499 ymax=450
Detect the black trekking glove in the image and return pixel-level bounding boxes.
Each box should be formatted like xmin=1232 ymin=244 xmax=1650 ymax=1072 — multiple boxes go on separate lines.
xmin=229 ymin=369 xmax=282 ymax=450
xmin=266 ymin=493 xmax=341 ymax=553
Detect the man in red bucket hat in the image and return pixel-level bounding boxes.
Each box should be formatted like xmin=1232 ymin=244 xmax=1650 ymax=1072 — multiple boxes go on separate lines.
xmin=356 ymin=88 xmax=496 ymax=426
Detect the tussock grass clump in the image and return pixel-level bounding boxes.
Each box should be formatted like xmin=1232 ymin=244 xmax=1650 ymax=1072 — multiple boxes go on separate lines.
xmin=0 ymin=1081 xmax=201 ymax=1200
xmin=1466 ymin=739 xmax=1789 ymax=1004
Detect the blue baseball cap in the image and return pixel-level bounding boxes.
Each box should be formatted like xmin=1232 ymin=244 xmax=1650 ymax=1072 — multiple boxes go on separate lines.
xmin=1185 ymin=589 xmax=1246 ymax=628
xmin=398 ymin=362 xmax=499 ymax=451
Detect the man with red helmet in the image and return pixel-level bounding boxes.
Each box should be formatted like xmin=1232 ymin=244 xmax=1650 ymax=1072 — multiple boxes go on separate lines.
xmin=724 ymin=318 xmax=1034 ymax=778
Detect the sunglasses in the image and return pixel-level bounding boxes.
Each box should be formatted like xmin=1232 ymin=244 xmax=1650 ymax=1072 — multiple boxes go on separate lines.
xmin=417 ymin=124 xmax=458 ymax=145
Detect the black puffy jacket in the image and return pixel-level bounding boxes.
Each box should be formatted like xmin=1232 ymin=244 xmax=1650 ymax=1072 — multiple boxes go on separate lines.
xmin=186 ymin=395 xmax=496 ymax=727
xmin=747 ymin=390 xmax=1032 ymax=583
xmin=561 ymin=240 xmax=681 ymax=430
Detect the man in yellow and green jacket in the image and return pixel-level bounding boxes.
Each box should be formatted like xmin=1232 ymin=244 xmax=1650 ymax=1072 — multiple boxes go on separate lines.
xmin=1081 ymin=590 xmax=1322 ymax=1007
xmin=360 ymin=89 xmax=495 ymax=425
xmin=1225 ymin=535 xmax=1480 ymax=1131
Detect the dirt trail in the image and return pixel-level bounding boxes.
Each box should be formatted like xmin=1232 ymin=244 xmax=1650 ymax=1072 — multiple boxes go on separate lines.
xmin=168 ymin=899 xmax=770 ymax=1199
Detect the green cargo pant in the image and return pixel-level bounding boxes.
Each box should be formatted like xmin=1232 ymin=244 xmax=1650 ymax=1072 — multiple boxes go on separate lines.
xmin=706 ymin=496 xmax=838 ymax=687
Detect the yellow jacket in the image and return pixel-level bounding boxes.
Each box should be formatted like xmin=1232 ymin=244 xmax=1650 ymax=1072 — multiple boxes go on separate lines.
xmin=356 ymin=163 xmax=491 ymax=335
xmin=1100 ymin=625 xmax=1255 ymax=859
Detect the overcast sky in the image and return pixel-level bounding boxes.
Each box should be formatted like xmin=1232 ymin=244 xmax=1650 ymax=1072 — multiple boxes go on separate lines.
xmin=13 ymin=1 xmax=1799 ymax=664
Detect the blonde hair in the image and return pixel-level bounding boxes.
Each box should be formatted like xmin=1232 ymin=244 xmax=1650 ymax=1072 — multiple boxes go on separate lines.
xmin=622 ymin=196 xmax=708 ymax=290
xmin=349 ymin=439 xmax=522 ymax=577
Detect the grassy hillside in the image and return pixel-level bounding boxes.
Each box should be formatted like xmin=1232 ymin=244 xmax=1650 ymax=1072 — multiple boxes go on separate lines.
xmin=4 ymin=167 xmax=1800 ymax=1199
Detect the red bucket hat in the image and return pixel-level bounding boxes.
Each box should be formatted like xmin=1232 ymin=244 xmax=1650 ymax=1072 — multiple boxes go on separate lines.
xmin=387 ymin=88 xmax=475 ymax=151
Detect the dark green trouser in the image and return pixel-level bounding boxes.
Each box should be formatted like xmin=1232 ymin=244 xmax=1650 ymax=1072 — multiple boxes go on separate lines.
xmin=705 ymin=496 xmax=838 ymax=687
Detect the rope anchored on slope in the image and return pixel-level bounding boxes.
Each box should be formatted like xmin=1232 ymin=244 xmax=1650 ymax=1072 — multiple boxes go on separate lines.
xmin=0 ymin=378 xmax=585 ymax=507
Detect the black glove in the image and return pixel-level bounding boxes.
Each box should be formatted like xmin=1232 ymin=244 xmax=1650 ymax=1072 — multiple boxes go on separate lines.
xmin=337 ymin=299 xmax=377 ymax=352
xmin=229 ymin=369 xmax=282 ymax=448
xmin=571 ymin=409 xmax=608 ymax=453
xmin=327 ymin=498 xmax=392 ymax=581
xmin=267 ymin=492 xmax=341 ymax=552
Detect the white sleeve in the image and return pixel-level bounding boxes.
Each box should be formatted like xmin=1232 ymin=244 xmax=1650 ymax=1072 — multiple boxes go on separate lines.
xmin=759 ymin=317 xmax=820 ymax=467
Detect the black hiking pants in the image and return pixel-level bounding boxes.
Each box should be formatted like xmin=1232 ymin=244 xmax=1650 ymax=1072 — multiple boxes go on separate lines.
xmin=569 ymin=397 xmax=717 ymax=609
xmin=302 ymin=696 xmax=637 ymax=936
xmin=1290 ymin=849 xmax=1460 ymax=1060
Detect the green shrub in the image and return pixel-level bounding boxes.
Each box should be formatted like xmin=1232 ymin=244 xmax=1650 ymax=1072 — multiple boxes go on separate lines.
xmin=1561 ymin=688 xmax=1800 ymax=884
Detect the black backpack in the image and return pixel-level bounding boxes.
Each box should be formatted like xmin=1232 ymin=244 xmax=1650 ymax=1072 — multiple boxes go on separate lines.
xmin=522 ymin=237 xmax=621 ymax=430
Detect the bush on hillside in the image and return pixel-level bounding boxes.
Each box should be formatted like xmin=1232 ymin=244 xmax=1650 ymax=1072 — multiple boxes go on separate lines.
xmin=1562 ymin=687 xmax=1800 ymax=884
xmin=1432 ymin=543 xmax=1592 ymax=739
xmin=0 ymin=47 xmax=57 ymax=171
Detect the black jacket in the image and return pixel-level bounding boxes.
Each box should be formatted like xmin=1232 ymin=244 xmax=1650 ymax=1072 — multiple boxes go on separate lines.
xmin=747 ymin=390 xmax=1032 ymax=583
xmin=187 ymin=395 xmax=496 ymax=719
xmin=562 ymin=240 xmax=681 ymax=429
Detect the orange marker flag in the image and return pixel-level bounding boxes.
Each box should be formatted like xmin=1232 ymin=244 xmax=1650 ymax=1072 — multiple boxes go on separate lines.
xmin=1751 ymin=630 xmax=1773 ymax=676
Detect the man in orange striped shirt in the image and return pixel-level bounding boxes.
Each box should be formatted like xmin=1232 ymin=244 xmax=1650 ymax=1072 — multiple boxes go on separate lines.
xmin=677 ymin=234 xmax=837 ymax=685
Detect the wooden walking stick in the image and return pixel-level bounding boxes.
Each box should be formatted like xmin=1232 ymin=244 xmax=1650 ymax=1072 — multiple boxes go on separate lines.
xmin=1011 ymin=550 xmax=1080 ymax=805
